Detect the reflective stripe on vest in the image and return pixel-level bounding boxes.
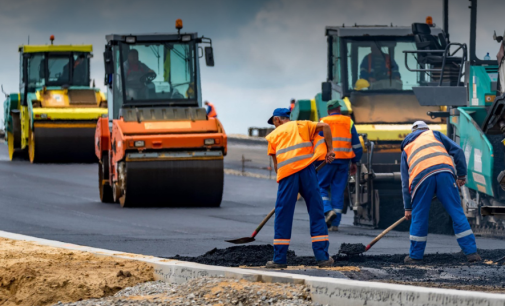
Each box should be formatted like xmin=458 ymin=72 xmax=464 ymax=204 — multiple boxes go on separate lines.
xmin=266 ymin=121 xmax=325 ymax=182
xmin=403 ymin=130 xmax=455 ymax=187
xmin=313 ymin=135 xmax=327 ymax=161
xmin=207 ymin=103 xmax=217 ymax=118
xmin=317 ymin=115 xmax=355 ymax=160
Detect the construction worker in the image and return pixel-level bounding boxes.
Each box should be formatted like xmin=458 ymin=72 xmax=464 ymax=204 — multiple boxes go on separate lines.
xmin=401 ymin=121 xmax=481 ymax=263
xmin=265 ymin=108 xmax=335 ymax=268
xmin=359 ymin=44 xmax=401 ymax=82
xmin=123 ymin=49 xmax=156 ymax=99
xmin=315 ymin=99 xmax=363 ymax=231
xmin=290 ymin=98 xmax=296 ymax=111
xmin=205 ymin=101 xmax=217 ymax=118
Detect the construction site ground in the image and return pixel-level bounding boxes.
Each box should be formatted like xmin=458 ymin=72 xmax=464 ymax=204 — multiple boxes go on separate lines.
xmin=1 ymin=138 xmax=505 ymax=296
xmin=0 ymin=237 xmax=153 ymax=306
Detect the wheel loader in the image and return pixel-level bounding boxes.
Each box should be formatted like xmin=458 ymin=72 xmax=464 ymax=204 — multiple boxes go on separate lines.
xmin=96 ymin=20 xmax=227 ymax=207
xmin=4 ymin=36 xmax=108 ymax=162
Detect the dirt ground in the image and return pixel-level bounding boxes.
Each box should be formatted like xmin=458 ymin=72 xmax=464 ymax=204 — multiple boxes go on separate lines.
xmin=0 ymin=238 xmax=154 ymax=306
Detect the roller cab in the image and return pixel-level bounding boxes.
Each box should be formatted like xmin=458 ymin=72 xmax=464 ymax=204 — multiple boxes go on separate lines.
xmin=4 ymin=41 xmax=107 ymax=163
xmin=97 ymin=23 xmax=226 ymax=207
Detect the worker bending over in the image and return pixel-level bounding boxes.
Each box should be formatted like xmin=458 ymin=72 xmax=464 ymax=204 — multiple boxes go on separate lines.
xmin=205 ymin=101 xmax=217 ymax=118
xmin=265 ymin=108 xmax=335 ymax=268
xmin=315 ymin=99 xmax=363 ymax=231
xmin=401 ymin=121 xmax=480 ymax=263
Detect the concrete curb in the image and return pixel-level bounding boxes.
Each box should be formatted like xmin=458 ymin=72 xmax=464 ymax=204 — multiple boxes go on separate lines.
xmin=1 ymin=230 xmax=504 ymax=306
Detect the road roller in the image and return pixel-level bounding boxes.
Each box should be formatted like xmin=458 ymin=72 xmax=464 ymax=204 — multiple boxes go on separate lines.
xmin=3 ymin=36 xmax=108 ymax=163
xmin=95 ymin=20 xmax=227 ymax=207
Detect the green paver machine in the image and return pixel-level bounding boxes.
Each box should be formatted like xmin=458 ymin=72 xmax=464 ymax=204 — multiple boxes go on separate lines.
xmin=405 ymin=0 xmax=505 ymax=237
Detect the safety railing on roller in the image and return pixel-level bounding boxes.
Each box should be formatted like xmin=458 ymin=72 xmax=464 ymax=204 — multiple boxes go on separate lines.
xmin=403 ymin=42 xmax=467 ymax=87
xmin=402 ymin=42 xmax=468 ymax=108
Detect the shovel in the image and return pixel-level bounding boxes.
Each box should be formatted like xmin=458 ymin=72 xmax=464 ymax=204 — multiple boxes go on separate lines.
xmin=339 ymin=216 xmax=406 ymax=256
xmin=226 ymin=161 xmax=329 ymax=244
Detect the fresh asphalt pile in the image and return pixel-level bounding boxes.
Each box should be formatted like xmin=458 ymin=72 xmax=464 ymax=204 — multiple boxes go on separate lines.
xmin=173 ymin=245 xmax=505 ymax=292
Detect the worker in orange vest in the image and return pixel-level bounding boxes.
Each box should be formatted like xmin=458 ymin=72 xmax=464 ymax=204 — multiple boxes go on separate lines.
xmin=359 ymin=44 xmax=400 ymax=82
xmin=401 ymin=121 xmax=480 ymax=263
xmin=314 ymin=99 xmax=363 ymax=231
xmin=289 ymin=98 xmax=295 ymax=111
xmin=204 ymin=101 xmax=217 ymax=118
xmin=265 ymin=108 xmax=335 ymax=268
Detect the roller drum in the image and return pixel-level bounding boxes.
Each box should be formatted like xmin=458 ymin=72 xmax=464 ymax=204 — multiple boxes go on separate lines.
xmin=121 ymin=158 xmax=224 ymax=207
xmin=33 ymin=125 xmax=97 ymax=163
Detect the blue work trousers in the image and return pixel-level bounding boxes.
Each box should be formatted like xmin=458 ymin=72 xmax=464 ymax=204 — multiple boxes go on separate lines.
xmin=317 ymin=161 xmax=350 ymax=227
xmin=410 ymin=172 xmax=477 ymax=259
xmin=273 ymin=165 xmax=329 ymax=264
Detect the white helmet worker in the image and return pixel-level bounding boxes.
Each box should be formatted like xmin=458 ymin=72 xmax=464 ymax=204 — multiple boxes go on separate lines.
xmin=411 ymin=121 xmax=429 ymax=132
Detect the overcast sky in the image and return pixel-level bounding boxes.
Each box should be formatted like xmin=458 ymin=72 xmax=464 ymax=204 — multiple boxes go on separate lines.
xmin=0 ymin=0 xmax=502 ymax=134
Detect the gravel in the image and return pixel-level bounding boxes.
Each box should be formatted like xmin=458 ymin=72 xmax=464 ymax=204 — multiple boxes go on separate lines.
xmin=58 ymin=277 xmax=326 ymax=306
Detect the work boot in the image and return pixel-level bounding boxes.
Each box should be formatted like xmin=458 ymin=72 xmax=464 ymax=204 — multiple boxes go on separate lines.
xmin=404 ymin=255 xmax=422 ymax=264
xmin=328 ymin=226 xmax=339 ymax=232
xmin=325 ymin=211 xmax=337 ymax=227
xmin=317 ymin=257 xmax=334 ymax=268
xmin=265 ymin=261 xmax=287 ymax=269
xmin=467 ymin=253 xmax=482 ymax=262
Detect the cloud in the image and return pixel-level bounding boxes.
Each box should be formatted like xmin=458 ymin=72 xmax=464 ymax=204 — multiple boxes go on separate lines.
xmin=0 ymin=0 xmax=503 ymax=133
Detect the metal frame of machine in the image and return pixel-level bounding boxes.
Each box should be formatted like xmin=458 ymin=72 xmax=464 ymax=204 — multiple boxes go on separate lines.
xmin=96 ymin=20 xmax=227 ymax=208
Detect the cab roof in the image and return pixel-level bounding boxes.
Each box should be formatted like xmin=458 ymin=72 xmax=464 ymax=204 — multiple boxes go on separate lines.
xmin=19 ymin=45 xmax=93 ymax=53
xmin=326 ymin=25 xmax=443 ymax=37
xmin=106 ymin=33 xmax=198 ymax=43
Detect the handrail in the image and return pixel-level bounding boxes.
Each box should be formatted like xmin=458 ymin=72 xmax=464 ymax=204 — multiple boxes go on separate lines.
xmin=403 ymin=42 xmax=467 ymax=86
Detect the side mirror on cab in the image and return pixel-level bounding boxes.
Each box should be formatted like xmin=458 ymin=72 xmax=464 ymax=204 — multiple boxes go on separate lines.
xmin=205 ymin=47 xmax=215 ymax=67
xmin=103 ymin=49 xmax=114 ymax=75
xmin=322 ymin=82 xmax=332 ymax=101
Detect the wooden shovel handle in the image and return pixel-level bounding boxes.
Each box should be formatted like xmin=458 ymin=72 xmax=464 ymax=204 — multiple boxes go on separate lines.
xmin=252 ymin=208 xmax=275 ymax=238
xmin=365 ymin=216 xmax=406 ymax=251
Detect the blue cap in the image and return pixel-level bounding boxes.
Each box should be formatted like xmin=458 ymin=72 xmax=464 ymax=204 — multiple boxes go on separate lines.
xmin=268 ymin=108 xmax=291 ymax=125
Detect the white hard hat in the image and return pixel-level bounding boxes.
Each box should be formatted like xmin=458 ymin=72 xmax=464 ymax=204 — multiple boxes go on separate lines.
xmin=412 ymin=121 xmax=429 ymax=131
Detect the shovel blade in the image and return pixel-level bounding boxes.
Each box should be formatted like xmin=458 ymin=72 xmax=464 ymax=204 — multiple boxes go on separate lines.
xmin=225 ymin=237 xmax=256 ymax=244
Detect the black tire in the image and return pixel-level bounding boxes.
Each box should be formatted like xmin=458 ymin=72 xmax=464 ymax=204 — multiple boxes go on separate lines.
xmin=99 ymin=156 xmax=114 ymax=203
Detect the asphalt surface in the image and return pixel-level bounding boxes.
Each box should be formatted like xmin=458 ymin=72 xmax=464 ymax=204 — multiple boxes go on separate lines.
xmin=0 ymin=139 xmax=503 ymax=259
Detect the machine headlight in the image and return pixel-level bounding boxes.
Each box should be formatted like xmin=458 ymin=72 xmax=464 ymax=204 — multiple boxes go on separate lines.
xmin=40 ymin=113 xmax=47 ymax=119
xmin=134 ymin=140 xmax=145 ymax=147
xmin=125 ymin=36 xmax=136 ymax=43
xmin=181 ymin=35 xmax=191 ymax=42
xmin=204 ymin=139 xmax=215 ymax=145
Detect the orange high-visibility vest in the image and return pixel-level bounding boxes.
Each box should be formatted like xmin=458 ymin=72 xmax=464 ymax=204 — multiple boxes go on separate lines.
xmin=368 ymin=54 xmax=391 ymax=76
xmin=315 ymin=115 xmax=355 ymax=160
xmin=404 ymin=130 xmax=455 ymax=187
xmin=207 ymin=102 xmax=217 ymax=118
xmin=266 ymin=121 xmax=325 ymax=182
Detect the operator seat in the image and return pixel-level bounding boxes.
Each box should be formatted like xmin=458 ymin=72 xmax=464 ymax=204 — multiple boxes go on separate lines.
xmin=412 ymin=23 xmax=463 ymax=85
